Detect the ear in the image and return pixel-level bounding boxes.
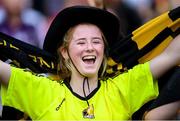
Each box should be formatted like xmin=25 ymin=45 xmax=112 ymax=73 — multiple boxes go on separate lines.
xmin=58 ymin=47 xmax=68 ymax=60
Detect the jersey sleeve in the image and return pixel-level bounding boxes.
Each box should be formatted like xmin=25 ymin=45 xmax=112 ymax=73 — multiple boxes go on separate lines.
xmin=1 ymin=66 xmax=62 ymax=119
xmin=112 ymin=62 xmax=159 ymax=116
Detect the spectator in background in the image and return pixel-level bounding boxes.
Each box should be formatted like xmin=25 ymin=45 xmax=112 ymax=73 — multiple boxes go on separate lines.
xmin=21 ymin=0 xmax=48 ymax=48
xmin=87 ymin=0 xmax=105 ymax=9
xmin=122 ymin=0 xmax=155 ymax=23
xmin=63 ymin=0 xmax=89 ymax=8
xmin=169 ymin=0 xmax=180 ymax=9
xmin=104 ymin=0 xmax=143 ymax=35
xmin=43 ymin=0 xmax=65 ymax=17
xmin=0 ymin=0 xmax=46 ymax=49
xmin=0 ymin=1 xmax=5 ymax=24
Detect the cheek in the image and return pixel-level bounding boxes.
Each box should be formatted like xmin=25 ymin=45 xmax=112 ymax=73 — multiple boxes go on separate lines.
xmin=95 ymin=45 xmax=104 ymax=62
xmin=97 ymin=45 xmax=104 ymax=55
xmin=69 ymin=45 xmax=83 ymax=58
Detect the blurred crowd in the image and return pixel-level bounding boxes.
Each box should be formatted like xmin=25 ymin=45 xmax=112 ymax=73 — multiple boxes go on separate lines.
xmin=0 ymin=0 xmax=179 ymax=49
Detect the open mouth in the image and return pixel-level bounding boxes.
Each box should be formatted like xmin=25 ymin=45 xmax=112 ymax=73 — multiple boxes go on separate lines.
xmin=82 ymin=55 xmax=96 ymax=64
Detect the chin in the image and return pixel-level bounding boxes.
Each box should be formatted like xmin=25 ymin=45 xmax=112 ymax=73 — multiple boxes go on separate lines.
xmin=83 ymin=71 xmax=97 ymax=77
xmin=80 ymin=66 xmax=100 ymax=77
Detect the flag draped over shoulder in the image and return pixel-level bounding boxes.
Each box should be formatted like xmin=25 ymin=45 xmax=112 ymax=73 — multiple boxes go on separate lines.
xmin=0 ymin=7 xmax=179 ymax=120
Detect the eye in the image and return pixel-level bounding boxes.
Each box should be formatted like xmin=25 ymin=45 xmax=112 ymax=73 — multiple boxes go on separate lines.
xmin=77 ymin=40 xmax=86 ymax=45
xmin=77 ymin=42 xmax=85 ymax=44
xmin=92 ymin=38 xmax=102 ymax=44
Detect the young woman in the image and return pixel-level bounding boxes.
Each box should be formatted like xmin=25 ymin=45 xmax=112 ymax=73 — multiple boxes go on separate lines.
xmin=0 ymin=6 xmax=180 ymax=120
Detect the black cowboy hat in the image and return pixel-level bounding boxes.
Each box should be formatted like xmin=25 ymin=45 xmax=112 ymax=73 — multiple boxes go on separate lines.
xmin=43 ymin=6 xmax=120 ymax=55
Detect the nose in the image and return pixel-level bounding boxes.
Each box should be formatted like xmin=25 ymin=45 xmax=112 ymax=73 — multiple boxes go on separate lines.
xmin=86 ymin=42 xmax=94 ymax=52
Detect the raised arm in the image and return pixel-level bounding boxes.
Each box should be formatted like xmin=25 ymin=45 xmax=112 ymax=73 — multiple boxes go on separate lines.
xmin=0 ymin=60 xmax=11 ymax=86
xmin=150 ymin=34 xmax=180 ymax=79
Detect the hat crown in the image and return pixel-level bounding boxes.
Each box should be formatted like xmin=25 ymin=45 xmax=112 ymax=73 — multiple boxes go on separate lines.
xmin=43 ymin=6 xmax=120 ymax=55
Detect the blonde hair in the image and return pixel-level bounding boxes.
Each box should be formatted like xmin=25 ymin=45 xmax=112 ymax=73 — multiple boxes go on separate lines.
xmin=57 ymin=23 xmax=108 ymax=80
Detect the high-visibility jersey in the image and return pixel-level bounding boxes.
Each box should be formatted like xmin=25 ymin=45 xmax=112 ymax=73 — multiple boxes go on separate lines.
xmin=1 ymin=62 xmax=158 ymax=120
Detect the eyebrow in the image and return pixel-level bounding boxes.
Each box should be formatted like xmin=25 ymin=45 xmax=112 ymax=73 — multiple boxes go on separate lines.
xmin=75 ymin=37 xmax=102 ymax=41
xmin=74 ymin=38 xmax=86 ymax=42
xmin=73 ymin=35 xmax=103 ymax=43
xmin=92 ymin=37 xmax=102 ymax=40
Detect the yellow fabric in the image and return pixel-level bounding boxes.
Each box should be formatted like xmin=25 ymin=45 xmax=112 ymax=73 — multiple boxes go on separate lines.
xmin=133 ymin=11 xmax=179 ymax=63
xmin=1 ymin=62 xmax=158 ymax=120
xmin=107 ymin=9 xmax=179 ymax=74
xmin=132 ymin=11 xmax=172 ymax=49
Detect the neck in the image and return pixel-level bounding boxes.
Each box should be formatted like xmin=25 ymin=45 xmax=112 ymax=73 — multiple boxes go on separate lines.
xmin=70 ymin=72 xmax=98 ymax=97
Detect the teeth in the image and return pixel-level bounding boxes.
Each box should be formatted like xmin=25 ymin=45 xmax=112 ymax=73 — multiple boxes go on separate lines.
xmin=82 ymin=55 xmax=96 ymax=60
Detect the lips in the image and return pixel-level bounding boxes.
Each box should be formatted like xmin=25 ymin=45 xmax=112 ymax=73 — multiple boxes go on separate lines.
xmin=82 ymin=55 xmax=96 ymax=64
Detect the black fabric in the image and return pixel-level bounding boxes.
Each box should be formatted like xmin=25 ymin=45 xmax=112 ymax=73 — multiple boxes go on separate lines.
xmin=0 ymin=32 xmax=57 ymax=74
xmin=1 ymin=106 xmax=25 ymax=120
xmin=137 ymin=28 xmax=173 ymax=57
xmin=114 ymin=1 xmax=143 ymax=35
xmin=169 ymin=6 xmax=180 ymax=21
xmin=109 ymin=34 xmax=139 ymax=69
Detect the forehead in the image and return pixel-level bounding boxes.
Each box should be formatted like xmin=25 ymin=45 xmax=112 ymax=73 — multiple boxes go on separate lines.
xmin=72 ymin=23 xmax=102 ymax=36
xmin=63 ymin=23 xmax=105 ymax=45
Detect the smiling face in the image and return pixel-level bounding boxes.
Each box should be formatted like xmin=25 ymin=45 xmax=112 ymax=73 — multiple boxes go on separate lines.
xmin=60 ymin=23 xmax=105 ymax=78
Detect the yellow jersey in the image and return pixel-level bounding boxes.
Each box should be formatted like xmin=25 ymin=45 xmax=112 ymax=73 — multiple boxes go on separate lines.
xmin=1 ymin=62 xmax=158 ymax=120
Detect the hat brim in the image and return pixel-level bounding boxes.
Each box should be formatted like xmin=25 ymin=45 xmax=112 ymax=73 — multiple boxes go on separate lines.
xmin=43 ymin=6 xmax=120 ymax=54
